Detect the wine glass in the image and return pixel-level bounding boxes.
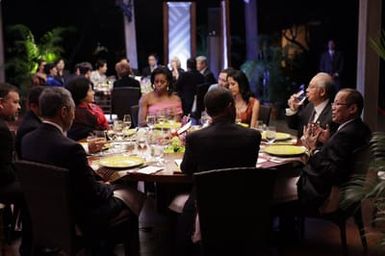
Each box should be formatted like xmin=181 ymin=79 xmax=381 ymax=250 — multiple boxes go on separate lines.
xmin=123 ymin=114 xmax=132 ymax=129
xmin=265 ymin=126 xmax=277 ymax=144
xmin=112 ymin=120 xmax=124 ymax=141
xmin=146 ymin=115 xmax=156 ymax=130
xmin=136 ymin=129 xmax=147 ymax=151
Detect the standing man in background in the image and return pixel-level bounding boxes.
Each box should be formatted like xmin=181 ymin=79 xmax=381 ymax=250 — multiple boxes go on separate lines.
xmin=319 ymin=39 xmax=344 ymax=90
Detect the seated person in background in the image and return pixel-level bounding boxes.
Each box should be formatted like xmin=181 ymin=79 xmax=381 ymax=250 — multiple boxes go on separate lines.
xmin=286 ymin=72 xmax=337 ymax=140
xmin=298 ymin=88 xmax=371 ymax=211
xmin=90 ymin=59 xmax=108 ymax=86
xmin=138 ymin=67 xmax=183 ymax=126
xmin=227 ymin=70 xmax=260 ymax=128
xmin=196 ymin=55 xmax=216 ymax=85
xmin=142 ymin=53 xmax=159 ymax=78
xmin=176 ymin=87 xmax=261 ymax=255
xmin=32 ymin=59 xmax=47 ymax=86
xmin=114 ymin=61 xmax=140 ymax=88
xmin=169 ymin=56 xmax=184 ymax=84
xmin=21 ymin=87 xmax=144 ymax=255
xmin=15 ymin=86 xmax=45 ymax=158
xmin=208 ymin=67 xmax=235 ymax=91
xmin=77 ymin=61 xmax=93 ymax=80
xmin=55 ymin=58 xmax=70 ymax=84
xmin=65 ymin=77 xmax=108 ymax=140
xmin=44 ymin=62 xmax=63 ymax=87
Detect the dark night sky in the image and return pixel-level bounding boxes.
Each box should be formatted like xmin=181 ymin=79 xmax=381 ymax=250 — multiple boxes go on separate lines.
xmin=2 ymin=0 xmax=383 ymax=88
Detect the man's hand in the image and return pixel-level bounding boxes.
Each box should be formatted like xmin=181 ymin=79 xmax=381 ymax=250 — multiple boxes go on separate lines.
xmin=287 ymin=93 xmax=301 ymax=112
xmin=302 ymin=123 xmax=321 ymax=152
xmin=315 ymin=124 xmax=331 ymax=144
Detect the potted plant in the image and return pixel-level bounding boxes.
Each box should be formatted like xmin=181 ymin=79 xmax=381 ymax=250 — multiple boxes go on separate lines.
xmin=341 ymin=31 xmax=385 ymax=245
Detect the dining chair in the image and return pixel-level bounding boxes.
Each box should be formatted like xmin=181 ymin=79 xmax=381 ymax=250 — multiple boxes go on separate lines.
xmin=194 ymin=167 xmax=276 ymax=255
xmin=258 ymin=104 xmax=272 ymax=126
xmin=14 ymin=160 xmax=140 ymax=256
xmin=111 ymin=87 xmax=141 ymax=120
xmin=272 ymin=145 xmax=370 ymax=255
xmin=130 ymin=104 xmax=139 ymax=128
xmin=191 ymin=82 xmax=211 ymax=120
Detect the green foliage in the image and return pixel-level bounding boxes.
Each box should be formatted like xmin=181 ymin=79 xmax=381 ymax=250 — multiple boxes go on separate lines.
xmin=341 ymin=132 xmax=385 ymax=245
xmin=5 ymin=24 xmax=74 ymax=92
xmin=240 ymin=34 xmax=292 ymax=104
xmin=370 ymin=30 xmax=385 ymax=61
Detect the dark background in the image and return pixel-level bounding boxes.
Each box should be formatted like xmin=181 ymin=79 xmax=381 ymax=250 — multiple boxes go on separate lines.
xmin=2 ymin=0 xmax=384 ymax=94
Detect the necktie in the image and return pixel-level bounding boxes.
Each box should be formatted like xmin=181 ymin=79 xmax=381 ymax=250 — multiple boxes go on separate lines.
xmin=309 ymin=110 xmax=316 ymax=123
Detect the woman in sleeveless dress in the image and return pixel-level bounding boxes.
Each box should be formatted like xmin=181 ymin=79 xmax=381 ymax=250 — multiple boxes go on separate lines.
xmin=138 ymin=67 xmax=183 ymax=127
xmin=228 ymin=70 xmax=260 ymax=128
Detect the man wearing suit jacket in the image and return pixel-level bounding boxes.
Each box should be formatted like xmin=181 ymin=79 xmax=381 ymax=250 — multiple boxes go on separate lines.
xmin=298 ymin=88 xmax=371 ymax=209
xmin=196 ymin=55 xmax=216 ymax=85
xmin=176 ymin=87 xmax=261 ymax=255
xmin=15 ymin=86 xmax=44 ymax=158
xmin=0 ymin=83 xmax=21 ymax=204
xmin=21 ymin=87 xmax=142 ymax=255
xmin=286 ymin=72 xmax=337 ymax=140
xmin=175 ymin=58 xmax=205 ymax=116
xmin=319 ymin=39 xmax=344 ymax=90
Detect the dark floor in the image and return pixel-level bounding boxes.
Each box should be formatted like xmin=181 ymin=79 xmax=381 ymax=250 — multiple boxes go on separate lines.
xmin=3 ymin=196 xmax=385 ymax=256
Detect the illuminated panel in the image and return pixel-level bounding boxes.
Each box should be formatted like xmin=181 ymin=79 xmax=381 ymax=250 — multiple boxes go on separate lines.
xmin=167 ymin=2 xmax=191 ymax=70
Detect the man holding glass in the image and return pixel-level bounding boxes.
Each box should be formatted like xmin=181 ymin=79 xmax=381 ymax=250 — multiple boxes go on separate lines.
xmin=286 ymin=72 xmax=337 ymax=140
xmin=176 ymin=87 xmax=261 ymax=255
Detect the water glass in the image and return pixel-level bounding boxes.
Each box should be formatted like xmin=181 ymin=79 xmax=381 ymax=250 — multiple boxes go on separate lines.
xmin=123 ymin=114 xmax=132 ymax=129
xmin=266 ymin=126 xmax=276 ymax=144
xmin=146 ymin=115 xmax=156 ymax=129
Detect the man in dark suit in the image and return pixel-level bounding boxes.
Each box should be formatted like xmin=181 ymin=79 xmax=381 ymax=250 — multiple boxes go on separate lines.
xmin=21 ymin=87 xmax=143 ymax=254
xmin=319 ymin=39 xmax=344 ymax=90
xmin=0 ymin=83 xmax=33 ymax=255
xmin=175 ymin=58 xmax=205 ymax=116
xmin=0 ymin=83 xmax=21 ymax=204
xmin=196 ymin=55 xmax=216 ymax=85
xmin=15 ymin=86 xmax=45 ymax=158
xmin=176 ymin=87 xmax=261 ymax=255
xmin=286 ymin=72 xmax=337 ymax=140
xmin=298 ymin=88 xmax=371 ymax=209
xmin=141 ymin=53 xmax=159 ymax=78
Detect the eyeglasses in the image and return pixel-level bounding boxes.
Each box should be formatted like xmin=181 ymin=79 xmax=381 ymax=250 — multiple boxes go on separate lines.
xmin=331 ymin=102 xmax=350 ymax=107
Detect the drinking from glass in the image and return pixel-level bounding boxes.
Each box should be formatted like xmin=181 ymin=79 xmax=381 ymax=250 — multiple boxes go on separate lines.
xmin=265 ymin=126 xmax=277 ymax=144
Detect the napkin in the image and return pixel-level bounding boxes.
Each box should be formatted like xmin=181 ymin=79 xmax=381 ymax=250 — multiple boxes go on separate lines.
xmin=174 ymin=159 xmax=183 ymax=168
xmin=135 ymin=166 xmax=163 ymax=174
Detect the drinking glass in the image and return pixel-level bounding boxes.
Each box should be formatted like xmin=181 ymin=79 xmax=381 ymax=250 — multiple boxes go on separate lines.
xmin=146 ymin=115 xmax=156 ymax=130
xmin=265 ymin=126 xmax=277 ymax=144
xmin=200 ymin=111 xmax=211 ymax=127
xmin=255 ymin=121 xmax=266 ymax=133
xmin=113 ymin=120 xmax=124 ymax=141
xmin=136 ymin=129 xmax=147 ymax=151
xmin=123 ymin=114 xmax=132 ymax=129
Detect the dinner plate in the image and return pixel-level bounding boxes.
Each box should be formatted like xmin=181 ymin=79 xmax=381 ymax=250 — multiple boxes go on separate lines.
xmin=99 ymin=155 xmax=145 ymax=169
xmin=122 ymin=128 xmax=137 ymax=137
xmin=264 ymin=145 xmax=306 ymax=157
xmin=261 ymin=131 xmax=292 ymax=141
xmin=154 ymin=121 xmax=182 ymax=130
xmin=237 ymin=122 xmax=249 ymax=128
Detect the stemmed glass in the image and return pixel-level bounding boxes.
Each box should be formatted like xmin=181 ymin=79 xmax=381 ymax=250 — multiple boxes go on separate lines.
xmin=123 ymin=114 xmax=132 ymax=129
xmin=146 ymin=115 xmax=156 ymax=130
xmin=265 ymin=126 xmax=277 ymax=144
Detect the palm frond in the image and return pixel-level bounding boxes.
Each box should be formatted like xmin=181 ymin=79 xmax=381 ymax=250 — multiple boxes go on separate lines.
xmin=370 ymin=30 xmax=385 ymax=61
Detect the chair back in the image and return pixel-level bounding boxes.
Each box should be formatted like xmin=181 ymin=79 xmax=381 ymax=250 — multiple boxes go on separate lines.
xmin=14 ymin=160 xmax=76 ymax=254
xmin=259 ymin=104 xmax=272 ymax=126
xmin=194 ymin=167 xmax=276 ymax=255
xmin=192 ymin=82 xmax=211 ymax=119
xmin=111 ymin=87 xmax=141 ymax=120
xmin=319 ymin=144 xmax=371 ymax=214
xmin=130 ymin=105 xmax=139 ymax=128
